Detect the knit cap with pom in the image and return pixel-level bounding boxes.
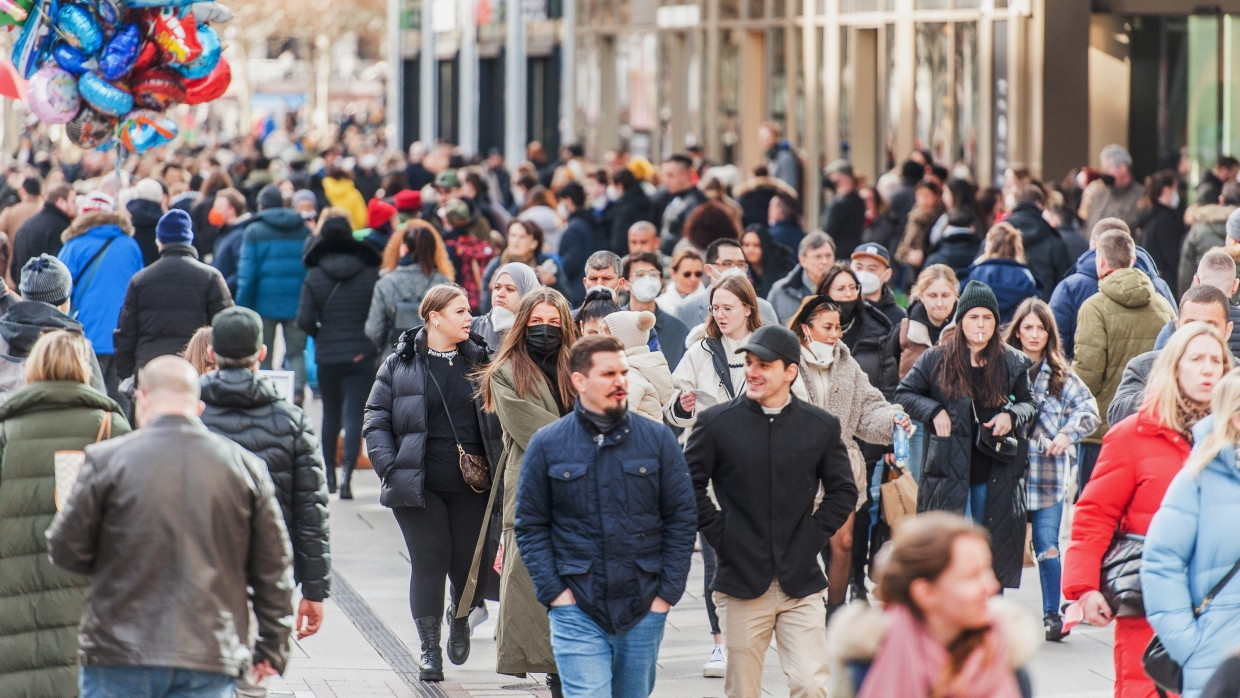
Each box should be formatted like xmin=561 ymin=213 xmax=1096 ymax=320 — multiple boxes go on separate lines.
xmin=605 ymin=310 xmax=656 ymax=350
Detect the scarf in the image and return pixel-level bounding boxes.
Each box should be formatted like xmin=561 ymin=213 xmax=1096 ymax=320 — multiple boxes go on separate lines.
xmin=1176 ymin=398 xmax=1211 ymax=443
xmin=858 ymin=604 xmax=1022 ymax=698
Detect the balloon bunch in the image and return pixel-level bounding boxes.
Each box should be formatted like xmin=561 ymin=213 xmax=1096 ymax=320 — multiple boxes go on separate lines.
xmin=11 ymin=0 xmax=232 ymax=152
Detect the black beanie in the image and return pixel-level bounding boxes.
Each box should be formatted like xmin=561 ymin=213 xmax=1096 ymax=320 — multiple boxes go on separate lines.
xmin=955 ymin=280 xmax=1000 ymax=324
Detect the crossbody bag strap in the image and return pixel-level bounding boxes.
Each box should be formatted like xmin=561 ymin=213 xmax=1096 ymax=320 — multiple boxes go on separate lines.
xmin=424 ymin=356 xmax=465 ymax=453
xmin=1195 ymin=556 xmax=1240 ymax=616
xmin=72 ymin=236 xmax=117 ymax=296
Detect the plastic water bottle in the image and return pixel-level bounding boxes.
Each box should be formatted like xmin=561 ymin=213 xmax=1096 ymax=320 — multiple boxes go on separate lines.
xmin=893 ymin=407 xmax=909 ymax=469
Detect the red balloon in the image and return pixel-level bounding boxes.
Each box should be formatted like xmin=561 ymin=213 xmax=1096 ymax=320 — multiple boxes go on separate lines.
xmin=131 ymin=66 xmax=186 ymax=110
xmin=184 ymin=57 xmax=229 ymax=105
xmin=132 ymin=39 xmax=159 ymax=73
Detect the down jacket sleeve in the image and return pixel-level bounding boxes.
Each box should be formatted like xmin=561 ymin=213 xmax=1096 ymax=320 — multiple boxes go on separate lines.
xmin=236 ymin=236 xmax=259 ymax=310
xmin=894 ymin=349 xmax=947 ymax=427
xmin=1072 ymin=300 xmax=1107 ymax=399
xmin=1062 ymin=432 xmax=1138 ymax=600
xmin=1141 ymin=469 xmax=1203 ymax=666
xmin=113 ymin=281 xmax=139 ymax=380
xmin=364 ymin=280 xmax=392 ymax=351
xmin=363 ymin=355 xmax=399 ymax=480
xmin=290 ymin=410 xmax=331 ymax=602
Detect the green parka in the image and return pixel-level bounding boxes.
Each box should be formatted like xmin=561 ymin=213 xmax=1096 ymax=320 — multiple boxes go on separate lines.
xmin=0 ymin=381 xmax=129 ymax=697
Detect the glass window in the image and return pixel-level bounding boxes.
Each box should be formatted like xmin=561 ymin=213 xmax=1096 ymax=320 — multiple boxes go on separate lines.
xmin=885 ymin=23 xmax=898 ymax=169
xmin=719 ymin=30 xmax=742 ymax=164
xmin=915 ymin=0 xmax=951 ymax=8
xmin=720 ymin=0 xmax=741 ymax=20
xmin=840 ymin=0 xmax=880 ymax=11
xmin=915 ymin=22 xmax=951 ymax=164
xmin=955 ymin=22 xmax=978 ymax=174
xmin=993 ymin=18 xmax=1009 ymax=186
xmin=770 ymin=27 xmax=788 ymax=123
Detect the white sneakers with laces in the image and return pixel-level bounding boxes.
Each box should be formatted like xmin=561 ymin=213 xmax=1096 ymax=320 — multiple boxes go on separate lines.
xmin=703 ymin=644 xmax=726 ymax=678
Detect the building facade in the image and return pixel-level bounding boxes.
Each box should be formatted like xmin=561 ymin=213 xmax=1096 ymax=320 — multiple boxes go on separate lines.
xmin=573 ymin=0 xmax=1240 ymax=221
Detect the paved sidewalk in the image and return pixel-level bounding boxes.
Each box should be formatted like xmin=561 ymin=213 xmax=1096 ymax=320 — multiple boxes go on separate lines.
xmin=265 ymin=465 xmax=1117 ymax=698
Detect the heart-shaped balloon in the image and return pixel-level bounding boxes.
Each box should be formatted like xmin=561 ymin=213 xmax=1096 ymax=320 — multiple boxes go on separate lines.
xmin=184 ymin=55 xmax=229 ymax=104
xmin=66 ymin=103 xmax=118 ymax=148
xmin=28 ymin=64 xmax=81 ymax=124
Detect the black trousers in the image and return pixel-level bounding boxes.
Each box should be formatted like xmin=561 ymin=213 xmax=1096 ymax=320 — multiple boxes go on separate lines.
xmin=318 ymin=359 xmax=375 ymax=469
xmin=392 ymin=487 xmax=489 ymax=620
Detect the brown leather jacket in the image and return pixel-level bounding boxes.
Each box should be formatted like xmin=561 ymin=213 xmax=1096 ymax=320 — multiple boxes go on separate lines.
xmin=47 ymin=414 xmax=294 ymax=676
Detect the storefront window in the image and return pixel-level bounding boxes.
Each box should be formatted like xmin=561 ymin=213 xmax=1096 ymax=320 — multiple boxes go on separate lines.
xmin=915 ymin=22 xmax=951 ymax=164
xmin=719 ymin=0 xmax=742 ymax=20
xmin=955 ymin=21 xmax=978 ymax=174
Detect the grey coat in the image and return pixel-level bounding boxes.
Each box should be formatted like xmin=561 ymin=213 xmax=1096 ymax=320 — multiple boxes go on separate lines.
xmin=365 ymin=265 xmax=450 ymax=359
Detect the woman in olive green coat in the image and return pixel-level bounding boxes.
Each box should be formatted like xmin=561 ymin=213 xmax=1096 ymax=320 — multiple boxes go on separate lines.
xmin=469 ymin=288 xmax=577 ymax=688
xmin=0 ymin=330 xmax=130 ymax=697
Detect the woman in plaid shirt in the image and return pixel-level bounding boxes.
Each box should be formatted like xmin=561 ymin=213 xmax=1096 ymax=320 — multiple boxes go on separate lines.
xmin=1004 ymin=298 xmax=1100 ymax=642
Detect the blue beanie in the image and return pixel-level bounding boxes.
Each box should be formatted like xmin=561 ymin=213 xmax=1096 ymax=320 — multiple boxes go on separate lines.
xmin=156 ymin=209 xmax=194 ymax=245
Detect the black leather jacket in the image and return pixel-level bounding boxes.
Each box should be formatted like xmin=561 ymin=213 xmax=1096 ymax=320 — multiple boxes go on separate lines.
xmin=47 ymin=415 xmax=295 ymax=675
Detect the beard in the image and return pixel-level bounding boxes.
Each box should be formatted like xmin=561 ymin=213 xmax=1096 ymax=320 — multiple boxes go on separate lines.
xmin=603 ymin=400 xmax=628 ymax=420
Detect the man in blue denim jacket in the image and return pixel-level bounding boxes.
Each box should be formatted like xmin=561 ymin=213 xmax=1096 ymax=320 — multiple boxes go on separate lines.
xmin=515 ymin=335 xmax=697 ymax=698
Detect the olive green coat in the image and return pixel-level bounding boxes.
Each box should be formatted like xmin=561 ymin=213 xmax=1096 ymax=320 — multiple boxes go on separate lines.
xmin=462 ymin=360 xmax=562 ymax=676
xmin=0 ymin=381 xmax=130 ymax=697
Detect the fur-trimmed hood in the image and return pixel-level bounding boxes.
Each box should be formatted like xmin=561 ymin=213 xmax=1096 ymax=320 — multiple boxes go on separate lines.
xmin=825 ymin=599 xmax=1042 ymax=698
xmin=734 ymin=175 xmax=798 ymax=200
xmin=61 ymin=211 xmax=135 ymax=242
xmin=1190 ymin=203 xmax=1235 ymax=225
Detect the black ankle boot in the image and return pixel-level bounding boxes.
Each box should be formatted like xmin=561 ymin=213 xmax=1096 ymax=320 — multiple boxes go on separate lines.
xmin=339 ymin=463 xmax=354 ymax=500
xmin=547 ymin=673 xmax=563 ymax=698
xmin=326 ymin=466 xmax=337 ymax=494
xmin=445 ymin=604 xmax=471 ymax=665
xmin=414 ymin=617 xmax=444 ymax=681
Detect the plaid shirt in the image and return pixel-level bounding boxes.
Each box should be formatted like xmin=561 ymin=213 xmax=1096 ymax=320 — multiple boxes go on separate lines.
xmin=1026 ymin=362 xmax=1101 ymax=510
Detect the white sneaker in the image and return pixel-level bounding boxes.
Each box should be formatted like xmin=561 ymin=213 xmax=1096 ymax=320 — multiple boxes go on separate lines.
xmin=703 ymin=645 xmax=726 ymax=678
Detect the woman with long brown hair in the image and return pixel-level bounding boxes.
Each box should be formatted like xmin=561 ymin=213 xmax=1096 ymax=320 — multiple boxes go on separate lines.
xmin=895 ymin=280 xmax=1037 ymax=591
xmin=1002 ymin=298 xmax=1100 ymax=641
xmin=826 ymin=513 xmax=1040 ymax=698
xmin=471 ymin=288 xmax=577 ymax=695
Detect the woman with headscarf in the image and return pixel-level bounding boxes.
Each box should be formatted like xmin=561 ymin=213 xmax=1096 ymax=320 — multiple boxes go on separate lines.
xmin=472 ymin=262 xmax=540 ymax=356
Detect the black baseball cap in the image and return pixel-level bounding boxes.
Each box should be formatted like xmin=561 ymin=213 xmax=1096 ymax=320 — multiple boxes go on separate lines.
xmin=735 ymin=325 xmax=801 ymax=366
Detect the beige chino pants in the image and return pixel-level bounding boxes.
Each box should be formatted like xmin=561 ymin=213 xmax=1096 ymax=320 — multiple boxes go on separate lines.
xmin=714 ymin=580 xmax=829 ymax=698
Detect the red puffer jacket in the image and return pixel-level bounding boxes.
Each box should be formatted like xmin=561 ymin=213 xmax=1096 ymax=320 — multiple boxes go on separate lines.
xmin=1062 ymin=405 xmax=1191 ymax=601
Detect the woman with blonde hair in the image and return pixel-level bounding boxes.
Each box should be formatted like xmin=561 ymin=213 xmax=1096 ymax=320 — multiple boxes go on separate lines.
xmin=826 ymin=512 xmax=1040 ymax=698
xmin=961 ymin=222 xmax=1040 ymax=323
xmin=0 ymin=330 xmax=130 ymax=696
xmin=1142 ymin=366 xmax=1240 ymax=698
xmin=1064 ymin=322 xmax=1230 ymax=698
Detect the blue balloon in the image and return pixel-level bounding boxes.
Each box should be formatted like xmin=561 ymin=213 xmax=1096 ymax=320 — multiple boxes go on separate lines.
xmin=53 ymin=42 xmax=95 ymax=75
xmin=125 ymin=0 xmax=199 ymax=7
xmin=78 ymin=71 xmax=132 ymax=117
xmin=95 ymin=0 xmax=122 ymax=27
xmin=97 ymin=23 xmax=140 ymax=81
xmin=174 ymin=24 xmax=219 ymax=80
xmin=57 ymin=4 xmax=103 ymax=55
xmin=11 ymin=0 xmax=57 ymax=79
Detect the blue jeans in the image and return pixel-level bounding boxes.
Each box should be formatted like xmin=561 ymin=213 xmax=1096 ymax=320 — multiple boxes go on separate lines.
xmin=1076 ymin=442 xmax=1102 ymax=500
xmin=965 ymin=482 xmax=987 ymax=524
xmin=80 ymin=666 xmax=235 ymax=698
xmin=1029 ymin=500 xmax=1065 ymax=616
xmin=905 ymin=419 xmax=926 ymax=483
xmin=548 ymin=604 xmax=667 ymax=697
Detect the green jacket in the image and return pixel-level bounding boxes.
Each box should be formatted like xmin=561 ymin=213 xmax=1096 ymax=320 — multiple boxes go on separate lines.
xmin=1073 ymin=268 xmax=1176 ymax=444
xmin=0 ymin=381 xmax=129 ymax=697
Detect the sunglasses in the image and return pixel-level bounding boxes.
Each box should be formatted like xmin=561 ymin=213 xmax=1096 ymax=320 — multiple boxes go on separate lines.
xmin=680 ymin=270 xmax=704 ymax=278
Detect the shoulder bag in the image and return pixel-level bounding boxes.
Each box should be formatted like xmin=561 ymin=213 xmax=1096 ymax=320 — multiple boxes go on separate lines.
xmin=425 ymin=359 xmax=491 ymax=493
xmin=1143 ymin=555 xmax=1240 ymax=695
xmin=972 ymin=399 xmax=1019 ymax=463
xmin=1100 ymin=532 xmax=1145 ymax=618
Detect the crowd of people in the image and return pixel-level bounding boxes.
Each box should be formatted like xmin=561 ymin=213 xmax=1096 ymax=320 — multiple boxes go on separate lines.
xmin=4 ymin=127 xmax=1240 ymax=698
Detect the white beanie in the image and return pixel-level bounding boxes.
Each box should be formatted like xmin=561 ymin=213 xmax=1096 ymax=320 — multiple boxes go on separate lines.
xmin=605 ymin=311 xmax=656 ymax=350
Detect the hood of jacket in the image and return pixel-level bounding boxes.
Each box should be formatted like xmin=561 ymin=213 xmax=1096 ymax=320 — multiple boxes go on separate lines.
xmin=62 ymin=210 xmax=134 ymax=242
xmin=0 ymin=378 xmax=121 ymax=421
xmin=126 ymin=198 xmax=164 ymax=228
xmin=940 ymin=225 xmax=976 ymax=242
xmin=734 ymin=175 xmax=798 ymax=199
xmin=200 ymin=367 xmax=283 ymax=409
xmin=321 ymin=176 xmax=360 ymax=202
xmin=1193 ymin=203 xmax=1236 ymax=225
xmin=1099 ymin=267 xmax=1157 ymax=309
xmin=251 ymin=207 xmax=306 ymax=233
xmin=0 ymin=300 xmax=83 ymax=355
xmin=392 ymin=325 xmax=490 ymax=366
xmin=303 ymin=234 xmax=382 ymax=277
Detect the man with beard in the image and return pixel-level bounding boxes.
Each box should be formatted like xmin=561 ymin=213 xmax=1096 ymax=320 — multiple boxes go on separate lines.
xmin=515 ymin=335 xmax=697 ymax=697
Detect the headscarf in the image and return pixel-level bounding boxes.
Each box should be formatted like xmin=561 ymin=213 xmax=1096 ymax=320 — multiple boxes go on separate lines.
xmin=494 ymin=262 xmax=540 ymax=297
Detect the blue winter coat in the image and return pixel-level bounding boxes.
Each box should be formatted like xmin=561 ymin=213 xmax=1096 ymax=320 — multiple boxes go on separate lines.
xmin=1049 ymin=247 xmax=1178 ymax=359
xmin=559 ymin=211 xmax=607 ymax=306
xmin=57 ymin=212 xmax=144 ymax=355
xmin=515 ymin=405 xmax=698 ymax=635
xmin=236 ymin=208 xmax=310 ymax=319
xmin=1142 ymin=416 xmax=1240 ymax=698
xmin=959 ymin=258 xmax=1041 ymax=324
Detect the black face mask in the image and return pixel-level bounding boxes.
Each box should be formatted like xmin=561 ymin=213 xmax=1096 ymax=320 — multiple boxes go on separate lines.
xmin=525 ymin=324 xmax=563 ymax=357
xmin=1100 ymin=173 xmax=1116 ymax=187
xmin=834 ymin=298 xmax=859 ymax=325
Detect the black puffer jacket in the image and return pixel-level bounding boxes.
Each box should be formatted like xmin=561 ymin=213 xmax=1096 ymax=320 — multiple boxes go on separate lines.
xmin=113 ymin=244 xmax=233 ymax=380
xmin=894 ymin=344 xmax=1036 ymax=588
xmin=846 ymin=302 xmax=899 ymax=400
xmin=297 ymin=235 xmax=381 ymax=365
xmin=363 ymin=328 xmax=503 ymax=509
xmin=199 ymin=369 xmax=331 ymax=601
xmin=127 ymin=198 xmax=164 ymax=267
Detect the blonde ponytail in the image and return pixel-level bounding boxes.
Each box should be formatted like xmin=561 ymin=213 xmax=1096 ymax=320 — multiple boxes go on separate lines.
xmin=1185 ymin=369 xmax=1240 ymax=476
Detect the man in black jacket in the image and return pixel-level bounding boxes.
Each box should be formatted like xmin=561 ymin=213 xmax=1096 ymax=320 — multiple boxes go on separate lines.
xmin=114 ymin=209 xmax=233 ymax=384
xmin=685 ymin=325 xmax=856 ymax=698
xmin=654 ymin=155 xmax=708 ymax=255
xmin=1006 ymin=181 xmax=1069 ymax=300
xmin=10 ymin=183 xmax=74 ymax=284
xmin=199 ymin=306 xmax=329 ymax=698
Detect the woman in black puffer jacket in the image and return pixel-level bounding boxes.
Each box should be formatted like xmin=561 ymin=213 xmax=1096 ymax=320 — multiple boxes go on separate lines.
xmin=298 ymin=215 xmax=381 ymax=497
xmin=818 ymin=264 xmax=898 ymax=398
xmin=363 ymin=284 xmax=503 ymax=682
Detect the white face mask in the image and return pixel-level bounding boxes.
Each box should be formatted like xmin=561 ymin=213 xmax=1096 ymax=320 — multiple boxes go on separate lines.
xmin=605 ymin=185 xmax=619 ymax=201
xmin=557 ymin=202 xmax=571 ymax=219
xmin=807 ymin=340 xmax=836 ymax=366
xmin=1168 ymin=193 xmax=1181 ymax=210
xmin=630 ymin=275 xmax=662 ymax=303
xmin=491 ymin=305 xmax=516 ymax=332
xmin=715 ymin=266 xmax=746 ymax=281
xmin=856 ymin=270 xmax=882 ymax=295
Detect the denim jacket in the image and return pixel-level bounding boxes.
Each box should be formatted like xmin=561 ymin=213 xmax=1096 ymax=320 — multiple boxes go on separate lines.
xmin=1025 ymin=361 xmax=1100 ymax=510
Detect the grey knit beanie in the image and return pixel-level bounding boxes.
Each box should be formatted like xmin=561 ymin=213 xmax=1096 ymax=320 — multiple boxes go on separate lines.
xmin=1226 ymin=208 xmax=1240 ymax=242
xmin=19 ymin=254 xmax=72 ymax=306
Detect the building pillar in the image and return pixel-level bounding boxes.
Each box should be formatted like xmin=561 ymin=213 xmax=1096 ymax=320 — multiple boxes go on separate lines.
xmin=420 ymin=0 xmax=437 ymax=145
xmin=387 ymin=0 xmax=403 ymax=149
xmin=1034 ymin=0 xmax=1089 ymax=181
xmin=460 ymin=0 xmax=479 ymax=156
xmin=802 ymin=3 xmax=821 ymax=228
xmin=1088 ymin=14 xmax=1130 ymax=167
xmin=598 ymin=36 xmax=618 ymax=155
xmin=560 ymin=0 xmax=576 ymax=147
xmin=504 ymin=0 xmax=527 ymax=165
xmin=739 ymin=30 xmax=766 ymax=171
xmin=894 ymin=0 xmax=916 ymax=162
